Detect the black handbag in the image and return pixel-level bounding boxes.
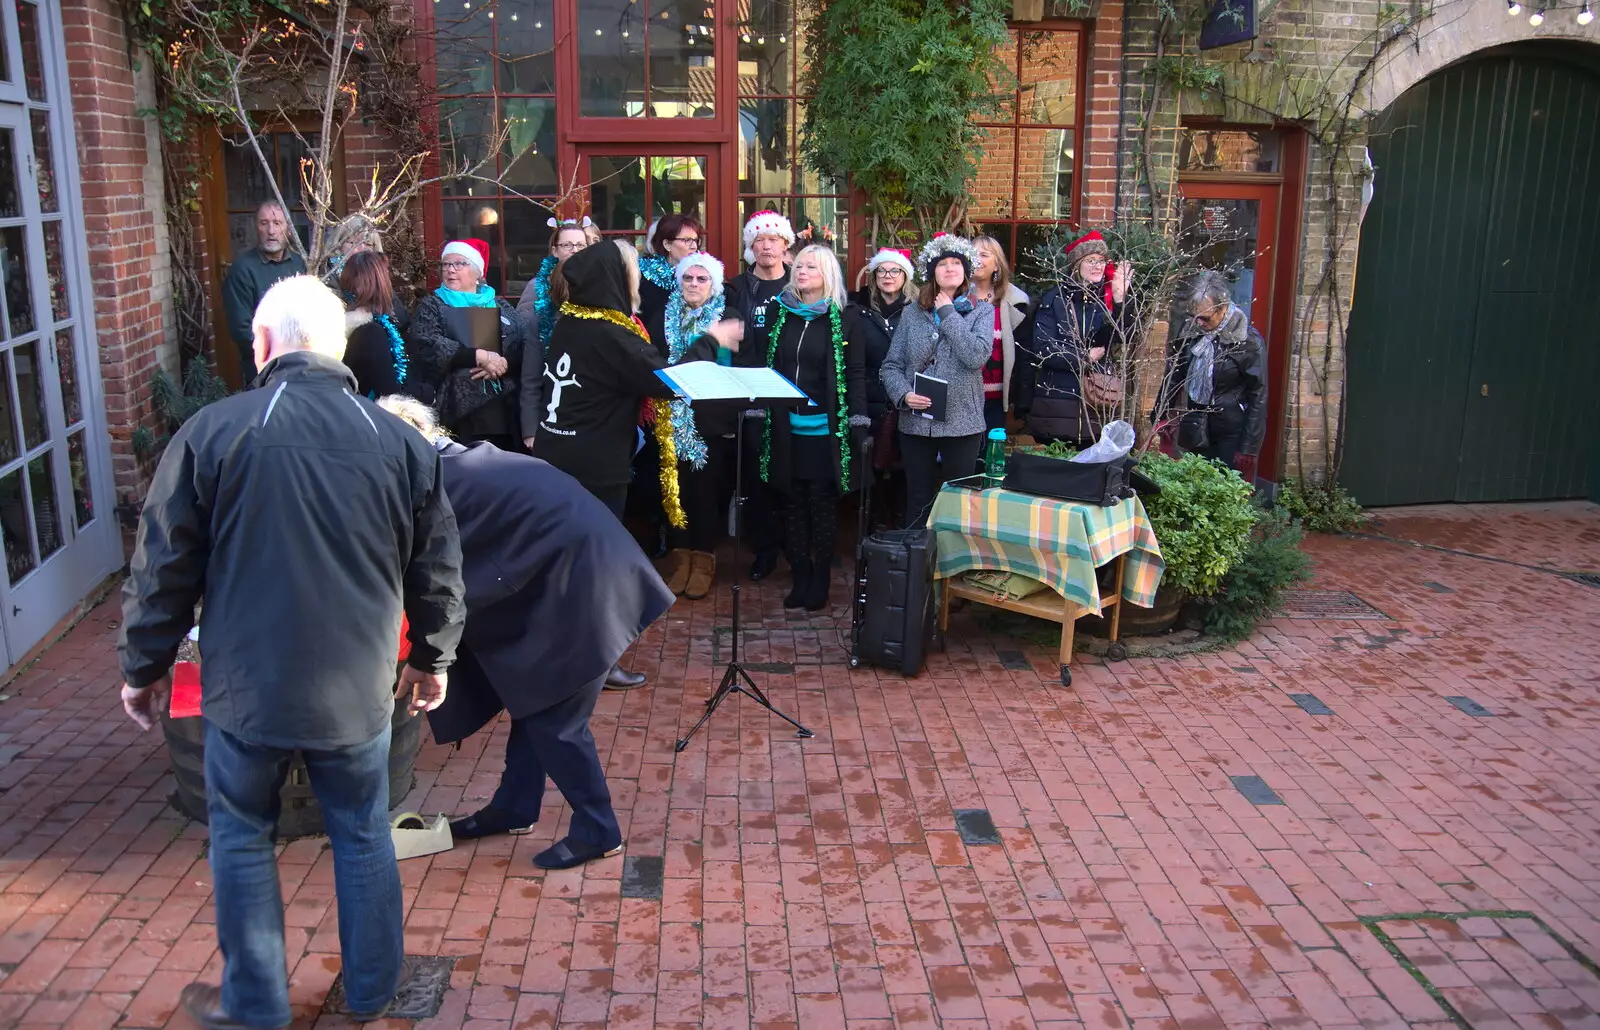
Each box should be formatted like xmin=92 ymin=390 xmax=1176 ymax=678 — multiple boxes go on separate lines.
xmin=1002 ymin=451 xmax=1137 ymax=506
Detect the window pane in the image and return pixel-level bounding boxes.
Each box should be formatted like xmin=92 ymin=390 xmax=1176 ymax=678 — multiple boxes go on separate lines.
xmin=739 ymin=99 xmax=791 ymax=194
xmin=14 ymin=340 xmax=47 ymax=450
xmin=650 ymin=0 xmax=715 ymax=117
xmin=1015 ymin=223 xmax=1065 ymax=285
xmin=17 ymin=0 xmax=44 ymax=103
xmin=971 ymin=127 xmax=1016 ymax=219
xmin=435 ymin=7 xmax=494 ymax=94
xmin=441 ymin=200 xmax=504 ymax=290
xmin=67 ymin=429 xmax=92 ymax=528
xmin=0 ymin=6 xmax=10 ymax=83
xmin=590 ymin=155 xmax=648 ymax=231
xmin=0 ymin=127 xmax=22 ymax=218
xmin=438 ymin=99 xmax=496 ymax=197
xmin=788 ymin=200 xmax=846 ymax=255
xmin=0 ymin=353 xmax=14 ymax=463
xmin=1015 ymin=128 xmax=1074 ymax=219
xmin=28 ymin=109 xmax=56 ymax=213
xmin=503 ymin=197 xmax=557 ymax=296
xmin=1176 ymin=128 xmax=1283 ymax=174
xmin=647 ymin=155 xmax=708 ymax=220
xmin=497 ymin=0 xmax=556 ymax=94
xmin=738 ymin=0 xmax=794 ymax=95
xmin=791 ymin=102 xmax=844 ymax=195
xmin=578 ymin=0 xmax=646 ymax=117
xmin=500 ymin=98 xmax=557 ymax=195
xmin=55 ymin=328 xmax=79 ymax=427
xmin=988 ymin=30 xmax=1018 ymax=123
xmin=41 ymin=220 xmax=67 ymax=323
xmin=791 ymin=3 xmax=817 ymax=99
xmin=28 ymin=453 xmax=59 ymax=562
xmin=0 ymin=465 xmax=33 ymax=582
xmin=1 ymin=225 xmax=35 ymax=338
xmin=1019 ymin=30 xmax=1078 ymax=126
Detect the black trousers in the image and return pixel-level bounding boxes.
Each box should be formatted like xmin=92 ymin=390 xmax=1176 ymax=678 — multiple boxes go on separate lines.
xmin=783 ymin=478 xmax=838 ymax=566
xmin=668 ymin=435 xmax=735 ymax=553
xmin=589 ymin=485 xmax=629 ymax=522
xmin=899 ymin=431 xmax=984 ymax=529
xmin=740 ymin=418 xmax=784 ymax=559
xmin=488 ymin=673 xmax=621 ymax=849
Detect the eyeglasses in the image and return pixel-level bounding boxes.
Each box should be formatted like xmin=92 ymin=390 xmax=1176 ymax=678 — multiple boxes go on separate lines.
xmin=874 ymin=267 xmax=906 ymax=278
xmin=681 ymin=274 xmax=713 ymax=284
xmin=553 ymin=241 xmax=586 ymax=253
xmin=1080 ymin=256 xmax=1109 ymax=267
xmin=440 ymin=261 xmax=475 ymax=272
xmin=670 ymin=237 xmax=702 ymax=249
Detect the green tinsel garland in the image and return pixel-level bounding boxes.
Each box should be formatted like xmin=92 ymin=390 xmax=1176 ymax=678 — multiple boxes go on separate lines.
xmin=760 ymin=304 xmax=849 ymax=487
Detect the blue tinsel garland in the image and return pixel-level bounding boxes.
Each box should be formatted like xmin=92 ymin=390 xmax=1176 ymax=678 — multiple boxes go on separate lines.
xmin=639 ymin=253 xmax=677 ymax=292
xmin=663 ymin=290 xmax=725 ymax=470
xmin=376 ymin=313 xmax=407 ymax=391
xmin=532 ymin=254 xmax=559 ymax=349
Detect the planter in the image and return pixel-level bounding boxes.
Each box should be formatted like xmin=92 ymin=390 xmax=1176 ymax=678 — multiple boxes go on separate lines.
xmin=1115 ymin=583 xmax=1188 ymax=636
xmin=161 ymin=699 xmax=424 ymax=840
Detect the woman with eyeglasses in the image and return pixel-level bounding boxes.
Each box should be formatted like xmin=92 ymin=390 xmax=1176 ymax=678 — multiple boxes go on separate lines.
xmin=408 ymin=238 xmax=529 ymax=451
xmin=847 ymin=248 xmax=916 ymax=527
xmin=1156 ymin=269 xmax=1266 ymax=475
xmin=969 ymin=236 xmax=1031 ymax=435
xmin=637 ymin=214 xmax=704 ymax=326
xmin=644 ymin=252 xmax=745 ymax=600
xmin=517 ymin=217 xmax=600 ymax=449
xmin=1012 ymin=230 xmax=1133 ymax=447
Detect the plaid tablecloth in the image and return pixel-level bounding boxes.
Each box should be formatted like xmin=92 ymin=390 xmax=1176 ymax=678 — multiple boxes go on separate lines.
xmin=928 ymin=485 xmax=1165 ymax=616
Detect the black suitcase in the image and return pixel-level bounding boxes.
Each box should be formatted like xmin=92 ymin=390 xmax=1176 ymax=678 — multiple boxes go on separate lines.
xmin=850 ymin=452 xmax=937 ymax=677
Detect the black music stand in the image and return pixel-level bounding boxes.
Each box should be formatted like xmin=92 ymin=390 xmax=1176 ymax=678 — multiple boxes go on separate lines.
xmin=653 ymin=367 xmax=814 ymax=752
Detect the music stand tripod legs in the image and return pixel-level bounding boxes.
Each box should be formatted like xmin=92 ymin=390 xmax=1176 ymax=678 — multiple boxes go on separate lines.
xmin=675 ymin=409 xmax=814 ymax=752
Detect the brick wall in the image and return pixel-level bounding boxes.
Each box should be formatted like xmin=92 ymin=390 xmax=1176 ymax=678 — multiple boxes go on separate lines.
xmin=63 ymin=0 xmax=175 ymax=509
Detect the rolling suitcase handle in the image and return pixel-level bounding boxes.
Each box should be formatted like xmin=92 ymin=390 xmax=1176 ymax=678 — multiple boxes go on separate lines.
xmin=849 ymin=436 xmax=874 ymax=668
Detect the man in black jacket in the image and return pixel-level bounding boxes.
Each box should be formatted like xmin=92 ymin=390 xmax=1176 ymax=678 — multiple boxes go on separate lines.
xmin=381 ymin=397 xmax=675 ymax=869
xmin=119 ymin=275 xmax=466 ymax=1030
xmin=221 ymin=200 xmax=307 ymax=383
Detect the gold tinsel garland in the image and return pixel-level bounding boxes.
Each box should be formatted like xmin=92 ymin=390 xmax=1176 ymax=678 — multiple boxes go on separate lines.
xmin=559 ymin=302 xmax=686 ymax=528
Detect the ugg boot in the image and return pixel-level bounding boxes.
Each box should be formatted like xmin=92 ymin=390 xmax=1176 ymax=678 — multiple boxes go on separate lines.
xmin=784 ymin=559 xmax=813 ymax=609
xmin=804 ymin=560 xmax=832 ymax=612
xmin=657 ymin=550 xmax=691 ymax=595
xmin=684 ymin=551 xmax=716 ymax=600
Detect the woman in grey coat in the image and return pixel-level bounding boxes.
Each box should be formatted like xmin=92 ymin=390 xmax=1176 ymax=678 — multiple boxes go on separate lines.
xmin=880 ymin=235 xmax=996 ymax=528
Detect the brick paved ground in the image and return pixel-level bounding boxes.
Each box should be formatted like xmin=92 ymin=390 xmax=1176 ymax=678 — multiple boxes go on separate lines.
xmin=1 ymin=501 xmax=1598 ymax=1030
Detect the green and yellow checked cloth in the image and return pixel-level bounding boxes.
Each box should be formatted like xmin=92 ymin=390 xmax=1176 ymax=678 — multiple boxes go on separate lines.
xmin=928 ymin=485 xmax=1165 ymax=616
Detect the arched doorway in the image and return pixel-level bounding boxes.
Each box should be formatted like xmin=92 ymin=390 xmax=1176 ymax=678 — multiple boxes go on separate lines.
xmin=1342 ymin=44 xmax=1600 ymax=506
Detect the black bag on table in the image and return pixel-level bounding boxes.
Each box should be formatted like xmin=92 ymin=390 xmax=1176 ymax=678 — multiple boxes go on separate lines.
xmin=1002 ymin=451 xmax=1137 ymax=506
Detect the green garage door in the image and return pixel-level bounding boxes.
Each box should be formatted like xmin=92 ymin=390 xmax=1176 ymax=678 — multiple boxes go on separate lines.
xmin=1342 ymin=46 xmax=1600 ymax=506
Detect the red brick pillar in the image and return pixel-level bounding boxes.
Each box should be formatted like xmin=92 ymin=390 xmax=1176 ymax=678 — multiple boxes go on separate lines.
xmin=62 ymin=0 xmax=167 ymax=506
xmin=1082 ymin=0 xmax=1125 ymax=228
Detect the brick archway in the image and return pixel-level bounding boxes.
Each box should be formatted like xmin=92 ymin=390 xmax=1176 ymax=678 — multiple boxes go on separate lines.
xmin=1367 ymin=7 xmax=1600 ymax=114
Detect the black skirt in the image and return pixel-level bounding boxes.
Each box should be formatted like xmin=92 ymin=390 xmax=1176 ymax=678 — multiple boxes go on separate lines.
xmin=790 ymin=433 xmax=835 ymax=485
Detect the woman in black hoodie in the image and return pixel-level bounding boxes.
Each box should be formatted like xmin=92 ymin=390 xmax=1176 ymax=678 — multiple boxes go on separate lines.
xmin=847 ymin=247 xmax=916 ymax=527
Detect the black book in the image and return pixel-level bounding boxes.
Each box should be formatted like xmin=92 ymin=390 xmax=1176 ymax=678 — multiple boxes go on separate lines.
xmin=914 ymin=372 xmax=949 ymax=422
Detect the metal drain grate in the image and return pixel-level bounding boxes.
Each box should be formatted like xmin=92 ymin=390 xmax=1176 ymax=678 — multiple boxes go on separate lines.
xmin=324 ymin=956 xmax=454 ymax=1020
xmin=1568 ymin=572 xmax=1600 ymax=589
xmin=1279 ymin=589 xmax=1388 ymax=620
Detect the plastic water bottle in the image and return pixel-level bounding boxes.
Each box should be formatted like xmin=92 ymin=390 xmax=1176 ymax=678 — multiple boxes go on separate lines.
xmin=983 ymin=427 xmax=1007 ymax=487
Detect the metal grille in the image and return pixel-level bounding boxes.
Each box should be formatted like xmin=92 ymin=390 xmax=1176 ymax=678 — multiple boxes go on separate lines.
xmin=1278 ymin=590 xmax=1389 ymax=620
xmin=1569 ymin=573 xmax=1600 ymax=589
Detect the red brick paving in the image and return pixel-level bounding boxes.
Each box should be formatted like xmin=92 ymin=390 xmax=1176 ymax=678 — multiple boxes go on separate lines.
xmin=0 ymin=502 xmax=1597 ymax=1029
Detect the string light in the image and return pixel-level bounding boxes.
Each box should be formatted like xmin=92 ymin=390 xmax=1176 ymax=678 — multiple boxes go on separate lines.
xmin=1579 ymin=2 xmax=1594 ymax=23
xmin=1506 ymin=0 xmax=1521 ymax=13
xmin=1529 ymin=5 xmax=1544 ymax=23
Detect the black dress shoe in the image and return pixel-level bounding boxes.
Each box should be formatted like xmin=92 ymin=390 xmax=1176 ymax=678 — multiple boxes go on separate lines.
xmin=179 ymin=983 xmax=286 ymax=1030
xmin=533 ymin=836 xmax=623 ymax=870
xmin=449 ymin=805 xmax=535 ymax=840
xmin=604 ymin=664 xmax=647 ymax=690
xmin=748 ymin=550 xmax=778 ymax=580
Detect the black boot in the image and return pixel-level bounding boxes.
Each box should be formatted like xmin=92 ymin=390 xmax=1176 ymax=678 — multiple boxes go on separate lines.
xmin=804 ymin=560 xmax=832 ymax=612
xmin=784 ymin=559 xmax=812 ymax=609
xmin=749 ymin=550 xmax=779 ymax=580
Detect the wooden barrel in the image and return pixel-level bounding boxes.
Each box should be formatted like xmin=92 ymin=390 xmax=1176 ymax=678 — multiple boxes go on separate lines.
xmin=161 ymin=700 xmax=424 ymax=840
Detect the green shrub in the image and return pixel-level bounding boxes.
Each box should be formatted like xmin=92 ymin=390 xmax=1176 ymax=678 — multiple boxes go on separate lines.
xmin=1277 ymin=478 xmax=1364 ymax=533
xmin=1202 ymin=508 xmax=1311 ymax=642
xmin=1138 ymin=451 xmax=1257 ymax=597
xmin=132 ymin=357 xmax=232 ymax=461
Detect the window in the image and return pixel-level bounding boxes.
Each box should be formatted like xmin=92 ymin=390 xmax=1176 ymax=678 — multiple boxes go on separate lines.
xmin=576 ymin=0 xmax=717 ymax=118
xmin=971 ymin=25 xmax=1084 ymax=275
xmin=434 ymin=0 xmax=560 ymax=294
xmin=736 ymin=0 xmax=847 ymax=266
xmin=220 ymin=132 xmax=318 ymax=258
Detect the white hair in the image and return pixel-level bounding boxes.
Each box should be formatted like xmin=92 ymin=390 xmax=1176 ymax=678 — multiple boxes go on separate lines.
xmin=675 ymin=252 xmax=726 ymax=296
xmin=251 ymin=275 xmax=348 ymax=361
xmin=793 ymin=244 xmax=846 ymax=310
xmin=377 ymin=395 xmax=448 ymax=442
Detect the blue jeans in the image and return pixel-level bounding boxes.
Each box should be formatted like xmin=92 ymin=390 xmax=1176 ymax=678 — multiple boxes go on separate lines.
xmin=204 ymin=720 xmax=404 ymax=1027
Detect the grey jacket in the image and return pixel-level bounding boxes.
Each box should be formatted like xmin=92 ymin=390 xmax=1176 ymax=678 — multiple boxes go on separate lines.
xmin=879 ymin=298 xmax=996 ymax=438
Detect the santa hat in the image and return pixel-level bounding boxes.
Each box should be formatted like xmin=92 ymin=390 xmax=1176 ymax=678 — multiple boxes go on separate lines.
xmin=1063 ymin=230 xmax=1110 ymax=269
xmin=916 ymin=233 xmax=980 ymax=281
xmin=441 ymin=238 xmax=489 ymax=276
xmin=742 ymin=210 xmax=795 ymax=264
xmin=675 ymin=252 xmax=726 ymax=296
xmin=866 ymin=247 xmax=915 ymax=280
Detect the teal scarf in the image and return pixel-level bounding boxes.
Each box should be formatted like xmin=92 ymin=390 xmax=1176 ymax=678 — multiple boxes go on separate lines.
xmin=434 ymin=283 xmax=498 ymax=308
xmin=778 ymin=287 xmax=831 ymax=320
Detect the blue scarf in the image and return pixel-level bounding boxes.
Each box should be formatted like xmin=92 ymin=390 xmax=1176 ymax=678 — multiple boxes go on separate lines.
xmin=639 ymin=254 xmax=677 ymax=292
xmin=663 ymin=291 xmax=726 ymax=469
xmin=778 ymin=287 xmax=830 ymax=320
xmin=533 ymin=254 xmax=559 ymax=349
xmin=434 ymin=283 xmax=498 ymax=308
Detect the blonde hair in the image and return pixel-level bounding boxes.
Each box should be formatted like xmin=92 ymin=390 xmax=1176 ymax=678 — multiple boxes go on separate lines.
xmin=973 ymin=235 xmax=1011 ymax=301
xmin=614 ymin=239 xmax=642 ymax=314
xmin=792 ymin=244 xmax=846 ymax=310
xmin=377 ymin=395 xmax=449 ymax=442
xmin=252 ymin=275 xmax=348 ymax=361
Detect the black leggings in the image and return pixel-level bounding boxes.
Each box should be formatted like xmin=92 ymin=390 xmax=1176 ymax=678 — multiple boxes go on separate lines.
xmin=668 ymin=436 xmax=735 ymax=553
xmin=783 ymin=478 xmax=838 ymax=566
xmin=899 ymin=432 xmax=983 ymax=529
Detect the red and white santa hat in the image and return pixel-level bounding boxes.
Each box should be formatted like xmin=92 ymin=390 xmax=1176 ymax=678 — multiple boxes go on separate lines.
xmin=866 ymin=247 xmax=915 ymax=280
xmin=441 ymin=238 xmax=489 ymax=276
xmin=742 ymin=210 xmax=795 ymax=264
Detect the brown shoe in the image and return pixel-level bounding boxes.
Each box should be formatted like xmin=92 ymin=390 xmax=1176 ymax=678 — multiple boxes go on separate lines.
xmin=684 ymin=551 xmax=716 ymax=600
xmin=658 ymin=550 xmax=691 ymax=595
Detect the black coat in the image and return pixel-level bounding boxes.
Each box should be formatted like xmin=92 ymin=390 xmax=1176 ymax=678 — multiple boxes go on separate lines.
xmin=344 ymin=309 xmax=407 ymax=399
xmin=531 ymin=244 xmax=714 ymax=493
xmin=761 ymin=301 xmax=867 ymax=495
xmin=424 ymin=442 xmax=675 ymax=744
xmin=119 ymin=353 xmax=466 ymax=750
xmin=726 ymin=269 xmax=789 ymax=366
xmin=407 ymin=294 xmax=529 ymax=438
xmin=1013 ymin=279 xmax=1133 ymax=443
xmin=846 ymin=289 xmax=910 ymax=420
xmin=1160 ymin=317 xmax=1269 ymax=456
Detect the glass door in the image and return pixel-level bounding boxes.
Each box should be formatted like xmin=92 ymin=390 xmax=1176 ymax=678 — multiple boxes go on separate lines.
xmin=580 ymin=147 xmax=717 ymax=248
xmin=1175 ymin=182 xmax=1280 ymax=338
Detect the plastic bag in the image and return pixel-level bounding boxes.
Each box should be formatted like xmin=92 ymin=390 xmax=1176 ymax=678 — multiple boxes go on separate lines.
xmin=1071 ymin=419 xmax=1135 ymax=464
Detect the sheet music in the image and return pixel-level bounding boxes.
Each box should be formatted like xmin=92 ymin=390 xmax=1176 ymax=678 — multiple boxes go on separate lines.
xmin=657 ymin=362 xmax=809 ymax=402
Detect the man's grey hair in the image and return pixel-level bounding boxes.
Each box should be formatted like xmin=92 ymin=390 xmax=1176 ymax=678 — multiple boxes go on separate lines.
xmin=378 ymin=395 xmax=449 ymax=443
xmin=251 ymin=275 xmax=348 ymax=360
xmin=1189 ymin=269 xmax=1233 ymax=310
xmin=256 ymin=199 xmax=290 ymax=219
